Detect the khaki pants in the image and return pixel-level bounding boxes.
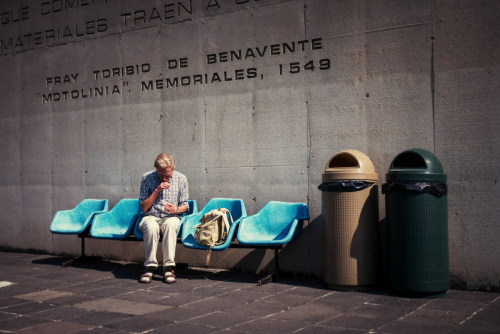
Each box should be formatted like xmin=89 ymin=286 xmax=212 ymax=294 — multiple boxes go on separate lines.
xmin=139 ymin=215 xmax=180 ymax=268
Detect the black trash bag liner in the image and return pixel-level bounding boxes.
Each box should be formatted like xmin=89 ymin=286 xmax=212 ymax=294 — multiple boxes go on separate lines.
xmin=318 ymin=181 xmax=375 ymax=192
xmin=382 ymin=181 xmax=447 ymax=198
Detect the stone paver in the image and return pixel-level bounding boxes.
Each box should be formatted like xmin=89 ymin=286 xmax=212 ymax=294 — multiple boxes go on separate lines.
xmin=0 ymin=251 xmax=498 ymax=333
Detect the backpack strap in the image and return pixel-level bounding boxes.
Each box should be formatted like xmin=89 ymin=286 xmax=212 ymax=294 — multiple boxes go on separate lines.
xmin=205 ymin=248 xmax=213 ymax=266
xmin=214 ymin=208 xmax=232 ymax=245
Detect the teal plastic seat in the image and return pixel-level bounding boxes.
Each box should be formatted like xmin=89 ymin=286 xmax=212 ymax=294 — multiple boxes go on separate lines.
xmin=237 ymin=201 xmax=310 ymax=246
xmin=133 ymin=200 xmax=198 ymax=241
xmin=50 ymin=199 xmax=109 ymax=234
xmin=181 ymin=198 xmax=247 ymax=250
xmin=89 ymin=199 xmax=140 ymax=239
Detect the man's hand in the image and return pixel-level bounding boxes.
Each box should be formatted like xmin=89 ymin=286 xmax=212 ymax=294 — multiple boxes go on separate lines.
xmin=158 ymin=182 xmax=170 ymax=191
xmin=164 ymin=202 xmax=177 ymax=214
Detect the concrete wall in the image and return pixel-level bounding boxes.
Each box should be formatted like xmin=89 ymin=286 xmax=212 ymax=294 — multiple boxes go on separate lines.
xmin=0 ymin=0 xmax=498 ymax=290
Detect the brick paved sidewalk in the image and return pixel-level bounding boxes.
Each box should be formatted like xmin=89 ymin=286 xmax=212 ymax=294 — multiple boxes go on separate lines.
xmin=0 ymin=251 xmax=499 ymax=333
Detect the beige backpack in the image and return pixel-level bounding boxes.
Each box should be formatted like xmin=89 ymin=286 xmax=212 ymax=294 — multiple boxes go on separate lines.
xmin=192 ymin=208 xmax=233 ymax=265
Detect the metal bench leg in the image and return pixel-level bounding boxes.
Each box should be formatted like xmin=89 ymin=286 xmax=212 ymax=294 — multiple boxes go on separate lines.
xmin=81 ymin=236 xmax=85 ymax=257
xmin=62 ymin=236 xmax=101 ymax=267
xmin=62 ymin=237 xmax=86 ymax=267
xmin=258 ymin=248 xmax=281 ymax=286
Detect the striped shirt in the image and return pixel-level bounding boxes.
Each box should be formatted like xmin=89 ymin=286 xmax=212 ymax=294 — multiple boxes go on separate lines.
xmin=139 ymin=170 xmax=189 ymax=218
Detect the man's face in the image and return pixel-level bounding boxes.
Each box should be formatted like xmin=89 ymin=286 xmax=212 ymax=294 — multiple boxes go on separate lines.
xmin=156 ymin=166 xmax=173 ymax=182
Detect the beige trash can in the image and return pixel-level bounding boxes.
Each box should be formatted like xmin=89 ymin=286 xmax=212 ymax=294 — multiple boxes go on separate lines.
xmin=319 ymin=150 xmax=379 ymax=289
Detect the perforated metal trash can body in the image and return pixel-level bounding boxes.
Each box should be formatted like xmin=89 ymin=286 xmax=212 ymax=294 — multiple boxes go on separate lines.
xmin=384 ymin=148 xmax=448 ymax=296
xmin=319 ymin=150 xmax=379 ymax=289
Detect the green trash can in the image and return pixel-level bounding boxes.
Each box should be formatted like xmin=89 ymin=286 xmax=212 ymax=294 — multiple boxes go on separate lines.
xmin=383 ymin=148 xmax=448 ymax=297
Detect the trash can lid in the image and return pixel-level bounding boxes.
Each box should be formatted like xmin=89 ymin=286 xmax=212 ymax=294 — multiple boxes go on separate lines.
xmin=386 ymin=148 xmax=447 ymax=182
xmin=322 ymin=150 xmax=378 ymax=181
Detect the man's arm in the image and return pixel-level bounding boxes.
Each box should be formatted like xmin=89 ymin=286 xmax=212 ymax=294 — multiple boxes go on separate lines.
xmin=140 ymin=188 xmax=160 ymax=212
xmin=140 ymin=181 xmax=170 ymax=212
